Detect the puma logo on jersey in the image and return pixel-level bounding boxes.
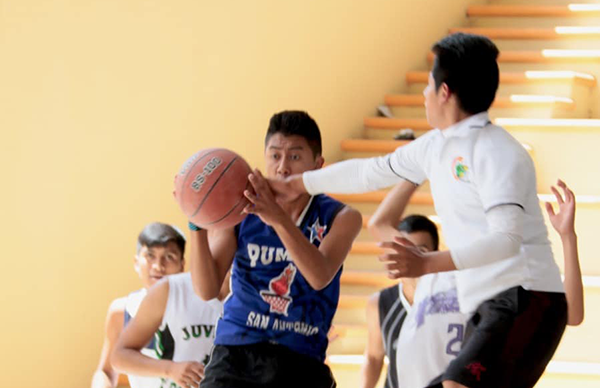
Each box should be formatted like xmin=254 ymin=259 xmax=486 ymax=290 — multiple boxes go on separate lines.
xmin=247 ymin=243 xmax=290 ymax=267
xmin=181 ymin=324 xmax=216 ymax=340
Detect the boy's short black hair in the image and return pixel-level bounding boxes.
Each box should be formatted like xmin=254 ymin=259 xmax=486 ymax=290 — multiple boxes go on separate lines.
xmin=432 ymin=33 xmax=500 ymax=115
xmin=137 ymin=222 xmax=186 ymax=257
xmin=265 ymin=110 xmax=322 ymax=157
xmin=398 ymin=215 xmax=439 ymax=251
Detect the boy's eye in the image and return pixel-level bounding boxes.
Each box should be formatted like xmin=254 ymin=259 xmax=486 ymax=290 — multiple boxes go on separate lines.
xmin=290 ymin=154 xmax=300 ymax=161
xmin=271 ymin=154 xmax=280 ymax=160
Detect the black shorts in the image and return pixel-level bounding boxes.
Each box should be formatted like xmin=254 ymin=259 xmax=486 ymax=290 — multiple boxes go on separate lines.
xmin=200 ymin=342 xmax=336 ymax=388
xmin=427 ymin=286 xmax=567 ymax=388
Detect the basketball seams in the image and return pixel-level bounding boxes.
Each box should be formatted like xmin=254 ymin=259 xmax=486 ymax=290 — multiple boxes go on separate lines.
xmin=203 ymin=179 xmax=251 ymax=227
xmin=179 ymin=148 xmax=221 ymax=208
xmin=191 ymin=156 xmax=240 ymax=220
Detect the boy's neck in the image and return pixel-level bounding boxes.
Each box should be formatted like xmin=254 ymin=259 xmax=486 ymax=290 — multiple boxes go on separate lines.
xmin=279 ymin=193 xmax=313 ymax=225
xmin=439 ymin=107 xmax=472 ymax=130
xmin=400 ymin=278 xmax=418 ymax=305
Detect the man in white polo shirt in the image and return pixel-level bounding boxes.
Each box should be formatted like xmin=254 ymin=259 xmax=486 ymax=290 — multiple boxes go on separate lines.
xmin=269 ymin=33 xmax=567 ymax=388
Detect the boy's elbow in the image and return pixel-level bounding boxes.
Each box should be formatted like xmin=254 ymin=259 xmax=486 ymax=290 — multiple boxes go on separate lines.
xmin=567 ymin=313 xmax=584 ymax=327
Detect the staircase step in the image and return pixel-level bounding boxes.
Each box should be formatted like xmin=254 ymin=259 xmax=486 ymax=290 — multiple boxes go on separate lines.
xmin=330 ymin=191 xmax=434 ymax=205
xmin=466 ymin=4 xmax=600 ymax=18
xmin=342 ymin=138 xmax=534 ymax=157
xmin=495 ymin=117 xmax=600 ymax=131
xmin=427 ymin=50 xmax=600 ymax=64
xmin=385 ymin=93 xmax=575 ymax=109
xmin=365 ymin=118 xmax=600 ymax=138
xmin=406 ymin=70 xmax=596 ymax=87
xmin=341 ymin=270 xmax=395 ymax=288
xmin=449 ymin=26 xmax=600 ymax=40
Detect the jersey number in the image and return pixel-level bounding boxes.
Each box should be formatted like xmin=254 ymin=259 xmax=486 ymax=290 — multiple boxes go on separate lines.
xmin=446 ymin=323 xmax=464 ymax=356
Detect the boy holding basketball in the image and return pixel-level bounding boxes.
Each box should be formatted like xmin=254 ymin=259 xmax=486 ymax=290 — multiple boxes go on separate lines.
xmin=186 ymin=110 xmax=362 ymax=388
xmin=91 ymin=223 xmax=185 ymax=388
xmin=270 ymin=34 xmax=567 ymax=388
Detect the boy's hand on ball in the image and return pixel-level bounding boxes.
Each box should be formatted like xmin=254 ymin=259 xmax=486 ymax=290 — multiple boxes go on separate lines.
xmin=378 ymin=236 xmax=426 ymax=278
xmin=244 ymin=169 xmax=287 ymax=226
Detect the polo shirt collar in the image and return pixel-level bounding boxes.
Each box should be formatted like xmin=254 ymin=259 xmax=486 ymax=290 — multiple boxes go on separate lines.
xmin=441 ymin=111 xmax=491 ymax=138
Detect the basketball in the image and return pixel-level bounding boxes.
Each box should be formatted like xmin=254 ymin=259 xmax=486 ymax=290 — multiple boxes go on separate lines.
xmin=174 ymin=148 xmax=252 ymax=229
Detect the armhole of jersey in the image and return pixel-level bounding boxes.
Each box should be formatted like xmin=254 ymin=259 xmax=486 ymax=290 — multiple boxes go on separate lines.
xmin=160 ymin=277 xmax=176 ymax=331
xmin=234 ymin=223 xmax=241 ymax=241
xmin=398 ymin=283 xmax=412 ymax=312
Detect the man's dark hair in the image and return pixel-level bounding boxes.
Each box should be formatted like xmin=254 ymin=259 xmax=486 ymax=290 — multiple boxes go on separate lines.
xmin=432 ymin=33 xmax=500 ymax=115
xmin=398 ymin=215 xmax=439 ymax=251
xmin=137 ymin=222 xmax=186 ymax=257
xmin=265 ymin=110 xmax=322 ymax=157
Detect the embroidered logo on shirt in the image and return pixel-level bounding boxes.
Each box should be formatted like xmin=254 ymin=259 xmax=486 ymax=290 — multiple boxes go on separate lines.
xmin=309 ymin=218 xmax=327 ymax=243
xmin=259 ymin=264 xmax=297 ymax=316
xmin=452 ymin=157 xmax=470 ymax=182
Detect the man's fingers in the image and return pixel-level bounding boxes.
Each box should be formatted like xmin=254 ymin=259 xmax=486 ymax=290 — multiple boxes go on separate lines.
xmin=243 ymin=203 xmax=256 ymax=214
xmin=550 ymin=185 xmax=564 ymax=205
xmin=394 ymin=236 xmax=416 ymax=247
xmin=378 ymin=253 xmax=402 ymax=263
xmin=544 ymin=202 xmax=555 ymax=218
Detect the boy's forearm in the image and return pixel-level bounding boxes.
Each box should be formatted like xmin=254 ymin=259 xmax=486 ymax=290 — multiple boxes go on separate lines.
xmin=561 ymin=233 xmax=584 ymax=325
xmin=271 ymin=217 xmax=336 ymax=290
xmin=111 ymin=348 xmax=172 ymax=379
xmin=360 ymin=356 xmax=384 ymax=388
xmin=189 ymin=231 xmax=225 ymax=300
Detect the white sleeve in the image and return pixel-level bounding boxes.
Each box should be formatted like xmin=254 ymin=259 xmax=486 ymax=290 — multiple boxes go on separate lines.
xmin=473 ymin=130 xmax=533 ymax=211
xmin=451 ymin=205 xmax=523 ymax=270
xmin=302 ymin=137 xmax=429 ymax=195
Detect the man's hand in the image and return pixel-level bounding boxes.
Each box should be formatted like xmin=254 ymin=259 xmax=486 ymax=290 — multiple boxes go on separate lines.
xmin=166 ymin=361 xmax=204 ymax=388
xmin=378 ymin=237 xmax=427 ymax=278
xmin=545 ymin=179 xmax=576 ymax=238
xmin=266 ymin=174 xmax=305 ymax=203
xmin=243 ymin=169 xmax=288 ymax=226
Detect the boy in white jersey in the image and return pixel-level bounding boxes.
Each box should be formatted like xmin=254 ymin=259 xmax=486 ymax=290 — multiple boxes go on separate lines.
xmin=111 ymin=272 xmax=226 ymax=388
xmin=91 ymin=223 xmax=186 ymax=388
xmin=270 ymin=33 xmax=568 ymax=388
xmin=361 ymin=212 xmax=439 ymax=388
xmin=370 ymin=180 xmax=584 ymax=388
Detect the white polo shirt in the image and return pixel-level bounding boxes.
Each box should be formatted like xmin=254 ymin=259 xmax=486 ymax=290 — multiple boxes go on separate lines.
xmin=303 ymin=112 xmax=564 ymax=313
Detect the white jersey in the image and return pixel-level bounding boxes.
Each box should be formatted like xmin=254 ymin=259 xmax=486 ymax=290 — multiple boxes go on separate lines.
xmin=303 ymin=112 xmax=564 ymax=313
xmin=124 ymin=289 xmax=163 ymax=388
xmin=396 ymin=272 xmax=468 ymax=388
xmin=158 ymin=273 xmax=223 ymax=388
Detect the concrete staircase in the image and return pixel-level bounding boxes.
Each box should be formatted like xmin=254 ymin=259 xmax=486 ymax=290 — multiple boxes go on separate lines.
xmin=327 ymin=1 xmax=600 ymax=387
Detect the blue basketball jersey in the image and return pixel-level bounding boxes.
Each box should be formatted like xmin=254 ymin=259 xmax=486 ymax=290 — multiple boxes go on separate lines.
xmin=214 ymin=194 xmax=344 ymax=361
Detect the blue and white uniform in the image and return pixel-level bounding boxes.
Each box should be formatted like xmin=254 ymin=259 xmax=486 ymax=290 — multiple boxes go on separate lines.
xmin=214 ymin=194 xmax=344 ymax=362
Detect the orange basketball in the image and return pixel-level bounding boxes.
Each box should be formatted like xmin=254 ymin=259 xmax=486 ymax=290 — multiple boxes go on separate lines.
xmin=174 ymin=148 xmax=251 ymax=229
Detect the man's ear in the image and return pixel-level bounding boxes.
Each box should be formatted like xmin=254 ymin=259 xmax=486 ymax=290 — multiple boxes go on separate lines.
xmin=438 ymin=82 xmax=452 ymax=103
xmin=315 ymin=155 xmax=324 ymax=169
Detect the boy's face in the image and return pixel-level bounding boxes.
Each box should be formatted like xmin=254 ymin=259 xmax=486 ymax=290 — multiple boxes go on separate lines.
xmin=400 ymin=230 xmax=436 ymax=253
xmin=134 ymin=242 xmax=184 ymax=289
xmin=264 ymin=133 xmax=324 ymax=179
xmin=423 ymin=72 xmax=447 ymax=130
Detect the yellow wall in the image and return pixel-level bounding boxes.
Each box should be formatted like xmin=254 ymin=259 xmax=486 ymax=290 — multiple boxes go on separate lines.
xmin=0 ymin=0 xmax=483 ymax=386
